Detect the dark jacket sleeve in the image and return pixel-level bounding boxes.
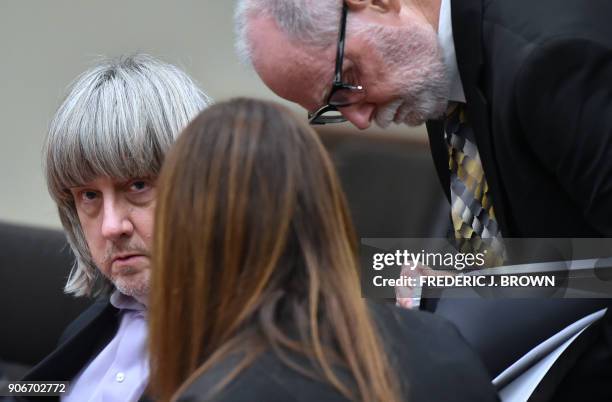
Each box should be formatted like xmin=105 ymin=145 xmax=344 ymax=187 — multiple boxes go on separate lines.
xmin=373 ymin=303 xmax=500 ymax=402
xmin=516 ymin=38 xmax=612 ymax=234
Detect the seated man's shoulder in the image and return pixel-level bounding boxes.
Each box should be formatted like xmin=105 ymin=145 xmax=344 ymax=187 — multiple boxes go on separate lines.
xmin=58 ymin=297 xmax=115 ymax=345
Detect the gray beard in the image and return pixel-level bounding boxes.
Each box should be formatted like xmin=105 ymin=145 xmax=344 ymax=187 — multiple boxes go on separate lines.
xmin=363 ymin=22 xmax=450 ymax=127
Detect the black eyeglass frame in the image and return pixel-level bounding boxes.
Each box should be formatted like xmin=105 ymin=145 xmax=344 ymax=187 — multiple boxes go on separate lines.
xmin=308 ymin=2 xmax=365 ymax=125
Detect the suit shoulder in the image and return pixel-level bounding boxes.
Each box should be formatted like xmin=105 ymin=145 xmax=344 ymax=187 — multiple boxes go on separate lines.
xmin=58 ymin=298 xmax=113 ymax=345
xmin=179 ymin=304 xmax=499 ymax=402
xmin=370 ymin=303 xmax=499 ymax=402
xmin=483 ymin=0 xmax=612 ymax=47
xmin=369 ymin=301 xmax=461 ymax=339
xmin=177 ymin=352 xmax=342 ymax=402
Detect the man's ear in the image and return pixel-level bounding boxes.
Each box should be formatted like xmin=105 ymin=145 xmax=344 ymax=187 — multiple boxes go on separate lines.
xmin=345 ymin=0 xmax=402 ymax=14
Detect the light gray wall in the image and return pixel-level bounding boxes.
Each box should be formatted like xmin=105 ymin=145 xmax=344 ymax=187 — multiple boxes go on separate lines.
xmin=0 ymin=0 xmax=425 ymax=229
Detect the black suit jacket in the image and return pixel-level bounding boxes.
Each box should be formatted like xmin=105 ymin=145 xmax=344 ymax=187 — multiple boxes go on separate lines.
xmin=425 ymin=1 xmax=612 ymax=400
xmin=176 ymin=303 xmax=499 ymax=402
xmin=18 ymin=299 xmax=151 ymax=402
xmin=22 ymin=299 xmax=119 ymax=385
xmin=427 ymin=0 xmax=612 ymax=237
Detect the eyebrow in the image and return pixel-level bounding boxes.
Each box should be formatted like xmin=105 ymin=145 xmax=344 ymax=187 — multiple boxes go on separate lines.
xmin=67 ymin=177 xmax=141 ymax=190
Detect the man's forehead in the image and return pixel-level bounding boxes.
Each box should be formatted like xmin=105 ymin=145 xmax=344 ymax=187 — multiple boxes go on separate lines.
xmin=249 ymin=15 xmax=334 ymax=111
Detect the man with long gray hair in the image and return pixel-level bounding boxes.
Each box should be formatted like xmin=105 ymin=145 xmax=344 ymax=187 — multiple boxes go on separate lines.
xmin=21 ymin=54 xmax=212 ymax=402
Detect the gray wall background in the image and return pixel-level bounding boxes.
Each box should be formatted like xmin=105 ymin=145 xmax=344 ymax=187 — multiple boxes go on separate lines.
xmin=0 ymin=0 xmax=425 ymax=229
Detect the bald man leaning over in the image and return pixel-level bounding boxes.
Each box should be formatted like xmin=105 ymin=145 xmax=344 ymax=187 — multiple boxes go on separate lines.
xmin=234 ymin=1 xmax=612 ymax=400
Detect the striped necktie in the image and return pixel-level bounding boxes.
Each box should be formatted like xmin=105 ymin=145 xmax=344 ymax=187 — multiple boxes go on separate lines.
xmin=445 ymin=103 xmax=506 ymax=267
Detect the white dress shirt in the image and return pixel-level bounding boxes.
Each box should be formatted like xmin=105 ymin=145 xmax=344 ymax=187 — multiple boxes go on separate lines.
xmin=62 ymin=291 xmax=149 ymax=402
xmin=438 ymin=0 xmax=466 ymax=103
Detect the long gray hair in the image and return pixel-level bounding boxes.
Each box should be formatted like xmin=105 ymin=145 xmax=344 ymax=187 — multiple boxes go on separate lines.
xmin=44 ymin=54 xmax=212 ymax=297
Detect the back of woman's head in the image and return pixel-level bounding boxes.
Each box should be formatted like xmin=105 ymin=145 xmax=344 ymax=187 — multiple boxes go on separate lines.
xmin=150 ymin=98 xmax=401 ymax=402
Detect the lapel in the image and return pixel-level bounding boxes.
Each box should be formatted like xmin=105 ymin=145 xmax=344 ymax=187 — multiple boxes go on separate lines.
xmin=427 ymin=0 xmax=510 ymax=234
xmin=22 ymin=299 xmax=120 ymax=383
xmin=21 ymin=298 xmax=153 ymax=402
xmin=426 ymin=119 xmax=450 ymax=200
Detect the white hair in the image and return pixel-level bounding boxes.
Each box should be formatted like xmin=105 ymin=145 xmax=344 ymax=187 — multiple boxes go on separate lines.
xmin=44 ymin=54 xmax=213 ymax=297
xmin=234 ymin=0 xmax=345 ymax=67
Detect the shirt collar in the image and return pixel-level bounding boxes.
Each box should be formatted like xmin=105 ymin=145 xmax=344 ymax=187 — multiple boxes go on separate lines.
xmin=110 ymin=289 xmax=147 ymax=312
xmin=438 ymin=0 xmax=466 ymax=103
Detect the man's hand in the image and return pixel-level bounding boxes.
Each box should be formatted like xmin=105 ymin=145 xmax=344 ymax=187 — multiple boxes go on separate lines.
xmin=395 ymin=263 xmax=425 ymax=309
xmin=395 ymin=263 xmax=457 ymax=309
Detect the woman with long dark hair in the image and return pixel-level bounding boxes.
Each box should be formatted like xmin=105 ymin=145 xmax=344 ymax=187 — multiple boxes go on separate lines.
xmin=149 ymin=98 xmax=498 ymax=402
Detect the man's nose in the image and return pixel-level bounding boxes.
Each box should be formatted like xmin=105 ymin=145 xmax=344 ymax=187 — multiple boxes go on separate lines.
xmin=101 ymin=201 xmax=133 ymax=240
xmin=340 ymin=103 xmax=376 ymax=130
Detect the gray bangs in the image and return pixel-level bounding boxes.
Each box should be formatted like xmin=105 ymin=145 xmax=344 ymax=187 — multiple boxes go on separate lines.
xmin=47 ymin=83 xmax=168 ymax=197
xmin=46 ymin=55 xmax=212 ymax=202
xmin=43 ymin=54 xmax=212 ymax=297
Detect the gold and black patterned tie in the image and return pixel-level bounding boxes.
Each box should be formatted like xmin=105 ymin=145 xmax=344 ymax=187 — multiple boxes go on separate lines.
xmin=445 ymin=103 xmax=505 ymax=267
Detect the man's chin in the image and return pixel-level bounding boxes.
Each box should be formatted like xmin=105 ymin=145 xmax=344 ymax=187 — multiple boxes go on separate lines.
xmin=404 ymin=98 xmax=449 ymax=126
xmin=374 ymin=115 xmax=425 ymax=129
xmin=112 ymin=270 xmax=150 ymax=300
xmin=404 ymin=111 xmax=436 ymax=127
xmin=374 ymin=97 xmax=448 ymax=128
xmin=374 ymin=111 xmax=439 ymax=128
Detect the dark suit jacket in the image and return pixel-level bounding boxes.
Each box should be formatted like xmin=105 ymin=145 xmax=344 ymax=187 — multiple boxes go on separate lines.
xmin=424 ymin=1 xmax=612 ymax=400
xmin=18 ymin=298 xmax=151 ymax=402
xmin=427 ymin=0 xmax=612 ymax=237
xmin=176 ymin=303 xmax=499 ymax=402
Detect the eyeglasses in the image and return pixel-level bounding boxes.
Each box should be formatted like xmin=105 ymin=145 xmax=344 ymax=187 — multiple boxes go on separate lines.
xmin=308 ymin=2 xmax=366 ymax=125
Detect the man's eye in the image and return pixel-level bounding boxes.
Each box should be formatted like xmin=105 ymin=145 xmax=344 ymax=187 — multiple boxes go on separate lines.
xmin=344 ymin=69 xmax=357 ymax=85
xmin=129 ymin=180 xmax=149 ymax=192
xmin=81 ymin=191 xmax=98 ymax=201
xmin=345 ymin=67 xmax=363 ymax=89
